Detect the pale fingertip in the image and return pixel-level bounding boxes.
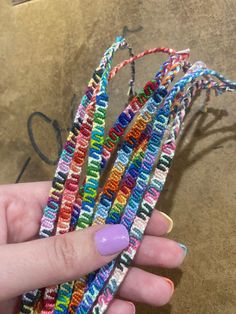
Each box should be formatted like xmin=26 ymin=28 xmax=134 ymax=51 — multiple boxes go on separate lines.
xmin=157 ymin=277 xmax=175 ymax=306
xmin=128 ymin=302 xmax=136 ymax=313
xmin=163 ymin=277 xmax=175 ymax=297
xmin=135 ymin=236 xmax=187 ymax=268
xmin=146 ymin=210 xmax=173 ymax=236
xmin=159 ymin=211 xmax=173 ymax=233
xmin=178 ymin=243 xmax=188 ymax=256
xmin=106 ymin=299 xmax=135 ymax=314
xmin=118 ymin=267 xmax=175 ymax=307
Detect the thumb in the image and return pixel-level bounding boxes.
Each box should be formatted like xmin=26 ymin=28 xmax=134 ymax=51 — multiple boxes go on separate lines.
xmin=0 ymin=224 xmax=129 ymax=300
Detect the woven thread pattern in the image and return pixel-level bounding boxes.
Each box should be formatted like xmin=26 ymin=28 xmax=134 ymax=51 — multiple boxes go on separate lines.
xmin=19 ymin=37 xmax=236 ymax=314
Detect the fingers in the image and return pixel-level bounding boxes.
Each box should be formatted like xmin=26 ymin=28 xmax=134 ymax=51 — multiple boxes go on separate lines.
xmin=145 ymin=210 xmax=173 ymax=236
xmin=0 ymin=181 xmax=51 ymax=209
xmin=134 ymin=236 xmax=187 ymax=268
xmin=117 ymin=237 xmax=187 ymax=306
xmin=0 ymin=182 xmax=51 ymax=244
xmin=0 ymin=224 xmax=129 ymax=301
xmin=2 ymin=181 xmax=173 ymax=243
xmin=106 ymin=299 xmax=135 ymax=314
xmin=119 ymin=267 xmax=174 ymax=307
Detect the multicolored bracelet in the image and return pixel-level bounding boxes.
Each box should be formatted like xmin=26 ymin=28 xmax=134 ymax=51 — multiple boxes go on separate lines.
xmin=19 ymin=37 xmax=236 ymax=314
xmin=77 ymin=70 xmax=232 ymax=314
xmin=48 ymin=48 xmax=185 ymax=314
xmin=91 ymin=71 xmax=234 ymax=314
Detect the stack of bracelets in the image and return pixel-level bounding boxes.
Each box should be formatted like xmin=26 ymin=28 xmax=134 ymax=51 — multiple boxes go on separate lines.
xmin=19 ymin=36 xmax=236 ymax=314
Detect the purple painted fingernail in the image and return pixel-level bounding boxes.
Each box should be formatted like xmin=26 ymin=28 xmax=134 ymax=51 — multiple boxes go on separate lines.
xmin=95 ymin=224 xmax=129 ymax=256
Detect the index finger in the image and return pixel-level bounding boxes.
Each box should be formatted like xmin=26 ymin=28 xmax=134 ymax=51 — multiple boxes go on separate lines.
xmin=0 ymin=181 xmax=51 ymax=210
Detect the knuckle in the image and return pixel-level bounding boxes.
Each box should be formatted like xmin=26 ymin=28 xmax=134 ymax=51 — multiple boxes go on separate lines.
xmin=52 ymin=234 xmax=76 ymax=273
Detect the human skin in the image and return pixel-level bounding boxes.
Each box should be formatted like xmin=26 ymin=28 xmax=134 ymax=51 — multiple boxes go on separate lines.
xmin=0 ymin=181 xmax=187 ymax=314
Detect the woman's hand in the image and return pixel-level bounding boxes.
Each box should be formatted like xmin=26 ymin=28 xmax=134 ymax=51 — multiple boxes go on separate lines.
xmin=0 ymin=182 xmax=187 ymax=314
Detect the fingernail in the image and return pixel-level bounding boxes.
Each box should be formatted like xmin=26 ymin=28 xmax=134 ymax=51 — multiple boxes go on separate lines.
xmin=178 ymin=243 xmax=188 ymax=256
xmin=164 ymin=278 xmax=174 ymax=296
xmin=95 ymin=224 xmax=129 ymax=256
xmin=159 ymin=211 xmax=173 ymax=233
xmin=128 ymin=302 xmax=136 ymax=313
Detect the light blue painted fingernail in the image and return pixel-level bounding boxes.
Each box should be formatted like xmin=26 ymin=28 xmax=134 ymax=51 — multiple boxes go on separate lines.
xmin=178 ymin=243 xmax=188 ymax=255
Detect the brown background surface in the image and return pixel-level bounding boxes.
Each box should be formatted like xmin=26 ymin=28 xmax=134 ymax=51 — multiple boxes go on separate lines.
xmin=0 ymin=0 xmax=236 ymax=313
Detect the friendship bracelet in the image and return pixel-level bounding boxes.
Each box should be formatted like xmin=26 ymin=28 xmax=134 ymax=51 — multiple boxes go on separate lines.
xmin=69 ymin=54 xmax=192 ymax=313
xmin=20 ymin=37 xmax=127 ymax=314
xmin=40 ymin=38 xmax=133 ymax=314
xmin=78 ymin=77 xmax=230 ymax=313
xmin=67 ymin=56 xmax=187 ymax=313
xmin=48 ymin=57 xmax=236 ymax=314
xmin=19 ymin=37 xmax=236 ymax=314
xmin=55 ymin=50 xmax=186 ymax=313
xmin=91 ymin=69 xmax=235 ymax=314
xmin=65 ymin=65 xmax=232 ymax=312
xmin=77 ymin=75 xmax=233 ymax=313
xmin=43 ymin=43 xmax=180 ymax=314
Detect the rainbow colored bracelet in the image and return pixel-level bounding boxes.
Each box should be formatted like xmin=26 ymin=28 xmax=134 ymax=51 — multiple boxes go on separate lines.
xmin=20 ymin=37 xmax=236 ymax=314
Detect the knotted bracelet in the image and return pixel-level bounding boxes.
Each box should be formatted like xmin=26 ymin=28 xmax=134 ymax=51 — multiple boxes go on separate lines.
xmin=19 ymin=37 xmax=236 ymax=314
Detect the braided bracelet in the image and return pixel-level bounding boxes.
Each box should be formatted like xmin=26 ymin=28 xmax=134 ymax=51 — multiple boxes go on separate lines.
xmin=91 ymin=68 xmax=236 ymax=314
xmin=62 ymin=67 xmax=234 ymax=314
xmin=66 ymin=55 xmax=188 ymax=314
xmin=52 ymin=49 xmax=185 ymax=313
xmin=75 ymin=67 xmax=235 ymax=313
xmin=19 ymin=37 xmax=236 ymax=314
xmin=21 ymin=36 xmax=127 ymax=314
xmin=23 ymin=40 xmax=179 ymax=314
